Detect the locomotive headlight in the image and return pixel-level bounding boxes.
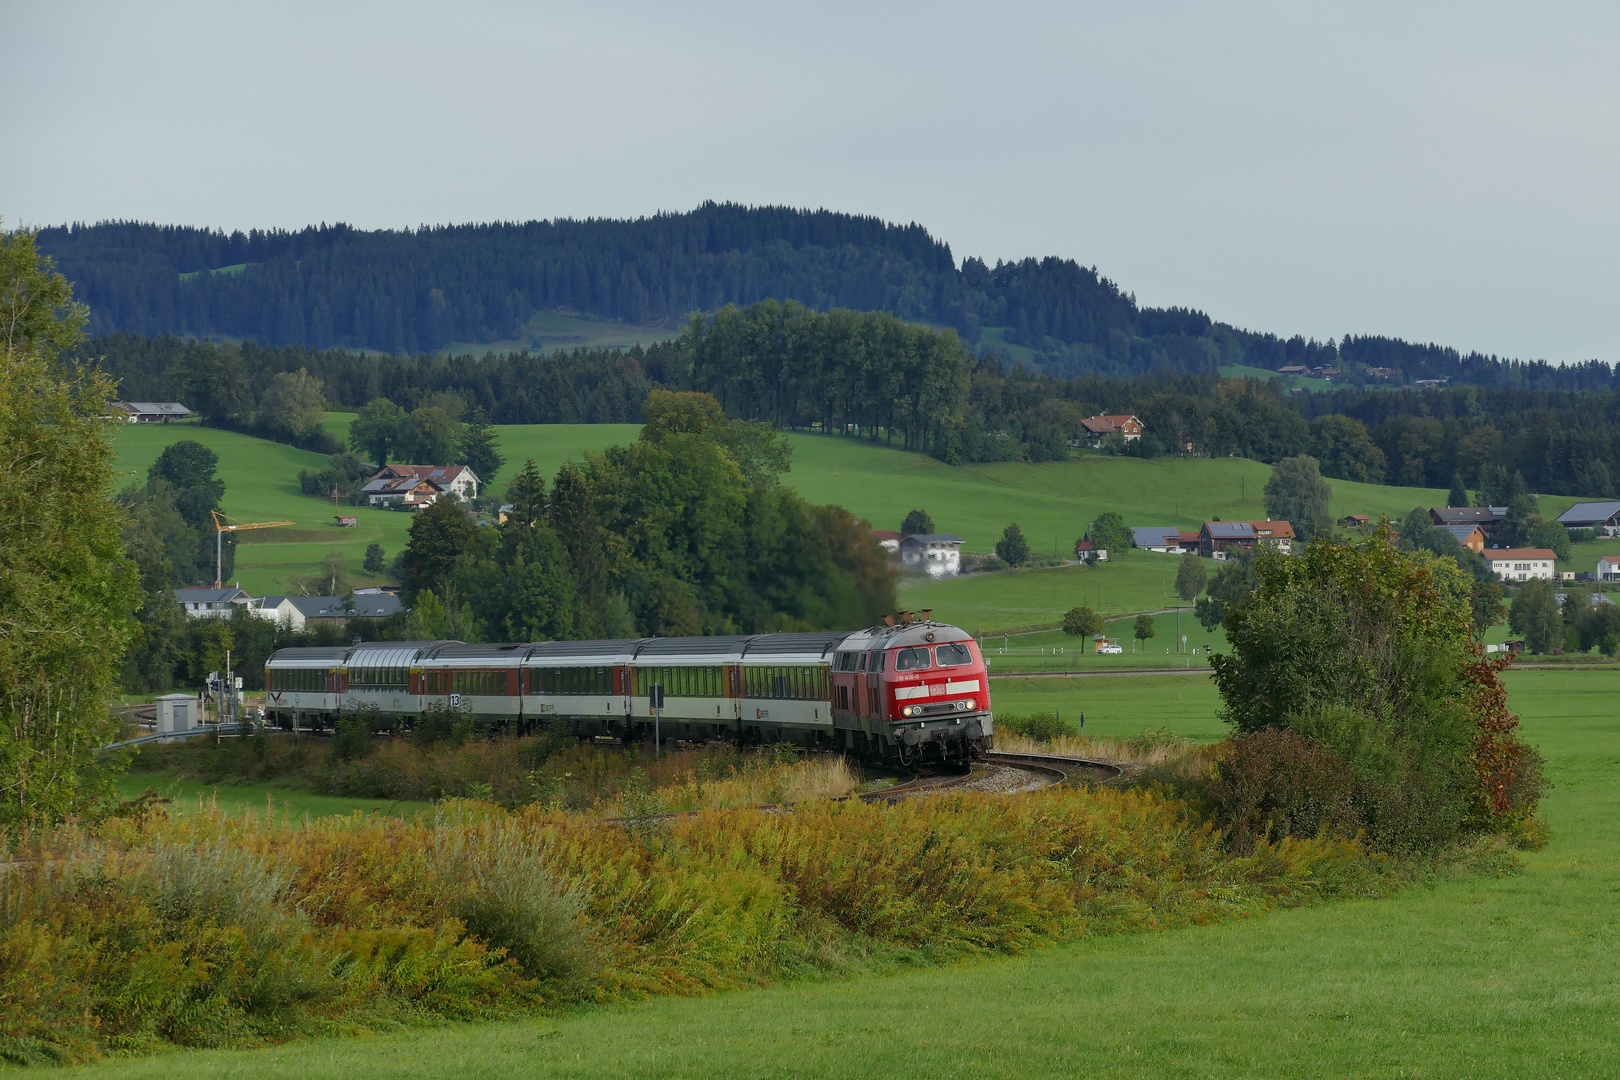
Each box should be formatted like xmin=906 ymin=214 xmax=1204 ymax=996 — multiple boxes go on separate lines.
xmin=957 ymin=699 xmax=974 ymax=710
xmin=901 ymin=705 xmax=916 ymax=717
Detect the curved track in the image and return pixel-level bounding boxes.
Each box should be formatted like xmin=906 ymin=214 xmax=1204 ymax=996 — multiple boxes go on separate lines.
xmin=855 ymin=749 xmax=1126 ymax=804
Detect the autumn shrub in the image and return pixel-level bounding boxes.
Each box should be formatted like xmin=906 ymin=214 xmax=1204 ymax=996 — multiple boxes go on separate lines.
xmin=0 ymin=783 xmax=1404 ymax=1064
xmin=1211 ymin=533 xmax=1547 ymax=851
xmin=1206 ymin=728 xmax=1359 ymax=854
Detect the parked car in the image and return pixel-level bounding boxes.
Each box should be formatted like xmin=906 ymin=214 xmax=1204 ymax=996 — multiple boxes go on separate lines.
xmin=1096 ymin=642 xmax=1123 ymax=655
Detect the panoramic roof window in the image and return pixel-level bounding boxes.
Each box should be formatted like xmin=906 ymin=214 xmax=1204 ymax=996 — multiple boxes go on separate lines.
xmin=894 ymin=646 xmax=932 ymax=671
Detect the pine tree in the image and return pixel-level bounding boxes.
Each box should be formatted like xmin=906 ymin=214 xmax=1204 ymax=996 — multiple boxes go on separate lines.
xmin=456 ymin=407 xmax=504 ymax=483
xmin=996 ymin=522 xmax=1030 ymax=567
xmin=1448 ymin=473 xmax=1469 ymax=508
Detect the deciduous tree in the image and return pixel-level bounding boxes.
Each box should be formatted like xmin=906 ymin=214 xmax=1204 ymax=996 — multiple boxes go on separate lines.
xmin=1175 ymin=553 xmax=1207 ymax=602
xmin=1263 ymin=455 xmax=1332 ymax=541
xmin=0 ymin=226 xmax=141 ymax=826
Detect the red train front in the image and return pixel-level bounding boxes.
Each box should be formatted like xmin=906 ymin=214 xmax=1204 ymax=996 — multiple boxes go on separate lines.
xmin=828 ymin=617 xmax=993 ymax=765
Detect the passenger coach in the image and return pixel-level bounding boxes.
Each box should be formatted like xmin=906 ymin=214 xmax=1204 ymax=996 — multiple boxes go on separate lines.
xmin=263 ymin=618 xmax=993 ymax=763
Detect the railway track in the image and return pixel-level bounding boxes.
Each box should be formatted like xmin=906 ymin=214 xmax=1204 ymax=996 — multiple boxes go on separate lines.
xmin=855 ymin=749 xmax=1127 ymax=804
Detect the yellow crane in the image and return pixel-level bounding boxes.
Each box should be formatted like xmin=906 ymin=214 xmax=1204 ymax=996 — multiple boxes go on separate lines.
xmin=211 ymin=510 xmax=294 ymax=588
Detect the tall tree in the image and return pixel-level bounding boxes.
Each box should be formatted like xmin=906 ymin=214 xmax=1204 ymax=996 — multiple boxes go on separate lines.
xmin=0 ymin=226 xmax=141 ymax=827
xmin=1088 ymin=511 xmax=1131 ymax=559
xmin=1175 ymin=553 xmax=1208 ymax=602
xmin=1263 ymin=455 xmax=1333 ymax=541
xmin=455 ymin=406 xmax=505 ymax=483
xmin=996 ymin=522 xmax=1030 ymax=567
xmin=549 ymin=462 xmax=609 ymax=633
xmin=1447 ymin=474 xmax=1469 ymax=508
xmin=395 ymin=405 xmax=459 ymax=465
xmin=901 ymin=509 xmax=935 ymax=536
xmin=349 ymin=397 xmax=406 ymax=465
xmin=1509 ymin=579 xmax=1561 ymax=654
xmin=260 ymin=367 xmax=327 ymax=439
xmin=401 ymin=497 xmax=480 ymax=600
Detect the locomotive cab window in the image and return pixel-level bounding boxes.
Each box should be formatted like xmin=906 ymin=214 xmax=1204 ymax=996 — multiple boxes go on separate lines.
xmin=893 ymin=647 xmax=932 ymax=671
xmin=934 ymin=642 xmax=972 ymax=667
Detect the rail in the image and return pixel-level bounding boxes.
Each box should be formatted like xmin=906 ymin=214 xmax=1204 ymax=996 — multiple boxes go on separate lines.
xmin=104 ymin=723 xmax=257 ymax=751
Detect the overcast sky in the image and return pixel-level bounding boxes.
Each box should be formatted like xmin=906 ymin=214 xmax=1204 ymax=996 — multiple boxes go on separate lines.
xmin=3 ymin=1 xmax=1617 ymax=362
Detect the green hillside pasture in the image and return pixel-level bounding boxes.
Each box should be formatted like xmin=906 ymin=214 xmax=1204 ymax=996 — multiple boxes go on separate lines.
xmin=115 ymin=773 xmax=430 ymax=819
xmin=110 ymin=423 xmax=416 ymax=595
xmin=445 ymin=311 xmax=679 ymax=358
xmin=781 ymin=433 xmax=1451 ymax=553
xmin=1219 ymin=362 xmax=1337 ymax=392
xmin=321 ymin=414 xmax=640 ymax=492
xmin=901 ymin=557 xmax=1191 ymax=633
xmin=65 ymin=667 xmax=1617 ymax=1078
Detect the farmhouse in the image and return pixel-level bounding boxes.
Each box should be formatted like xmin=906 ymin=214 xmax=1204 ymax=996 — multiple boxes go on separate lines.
xmin=1078 ymin=414 xmax=1143 ymax=445
xmin=899 ymin=534 xmax=964 ymax=577
xmin=1556 ymin=501 xmax=1620 ymax=536
xmin=1198 ymin=520 xmax=1295 ymax=558
xmin=1598 ymin=555 xmax=1620 ymax=582
xmin=111 ymin=401 xmax=193 ymax=423
xmin=1277 ymin=365 xmax=1307 ymax=375
xmin=250 ymin=593 xmax=405 ymax=631
xmin=361 ymin=475 xmax=444 ymax=510
xmin=1483 ymin=548 xmax=1556 ymax=582
xmin=1131 ymin=526 xmax=1184 ymax=552
xmin=370 ymin=464 xmax=480 ymax=501
xmin=1431 ymin=506 xmax=1507 ymax=535
xmin=175 ymin=586 xmax=254 ymax=618
xmin=1340 ymin=513 xmax=1371 ymax=528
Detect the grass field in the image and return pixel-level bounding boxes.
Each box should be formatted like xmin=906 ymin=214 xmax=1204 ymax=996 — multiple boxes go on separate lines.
xmin=116 ymin=419 xmax=1600 ymax=616
xmin=1219 ymin=362 xmax=1337 ymax=392
xmin=58 ymin=665 xmax=1618 ymax=1079
xmin=113 ymin=772 xmax=431 ymax=819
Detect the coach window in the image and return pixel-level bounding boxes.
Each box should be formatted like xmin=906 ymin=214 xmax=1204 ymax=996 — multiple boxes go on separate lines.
xmin=935 ymin=642 xmax=972 ymax=667
xmin=894 ymin=647 xmax=931 ymax=671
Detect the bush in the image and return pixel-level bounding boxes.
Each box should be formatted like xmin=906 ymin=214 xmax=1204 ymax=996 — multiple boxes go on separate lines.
xmin=1207 ymin=728 xmax=1359 ymax=854
xmin=995 ymin=711 xmax=1074 ymax=741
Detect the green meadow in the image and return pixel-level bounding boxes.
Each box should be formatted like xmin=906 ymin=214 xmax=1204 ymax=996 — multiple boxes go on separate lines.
xmin=113 ymin=773 xmax=430 ymax=820
xmin=116 ymin=419 xmax=1592 ymax=620
xmin=59 ymin=665 xmax=1620 ymax=1079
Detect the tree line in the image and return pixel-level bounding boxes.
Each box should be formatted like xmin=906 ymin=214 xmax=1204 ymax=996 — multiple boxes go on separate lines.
xmin=40 ymin=203 xmax=1604 ymax=388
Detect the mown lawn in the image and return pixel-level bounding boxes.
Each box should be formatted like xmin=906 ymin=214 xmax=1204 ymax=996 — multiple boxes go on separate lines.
xmin=62 ymin=666 xmax=1618 ymax=1079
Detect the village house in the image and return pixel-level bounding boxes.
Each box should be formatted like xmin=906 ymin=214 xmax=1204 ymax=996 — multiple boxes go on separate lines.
xmin=361 ymin=475 xmax=443 ymax=509
xmin=368 ymin=464 xmax=481 ymax=501
xmin=1340 ymin=513 xmax=1372 ymax=529
xmin=1556 ymin=501 xmax=1620 ymax=537
xmin=1483 ymin=548 xmax=1556 ymax=582
xmin=1078 ymin=414 xmax=1144 ymax=446
xmin=898 ymin=534 xmax=964 ymax=577
xmin=1277 ymin=365 xmax=1307 ymax=376
xmin=868 ymin=529 xmax=902 ymax=553
xmin=112 ymin=401 xmax=194 ymax=423
xmin=175 ymin=586 xmax=254 ymax=618
xmin=1597 ymin=555 xmax=1620 ymax=582
xmin=1073 ymin=539 xmax=1108 ymax=563
xmin=1198 ymin=520 xmax=1295 ymax=559
xmin=250 ymin=592 xmax=404 ymax=631
xmin=1431 ymin=506 xmax=1507 ymax=535
xmin=1438 ymin=523 xmax=1487 ymax=553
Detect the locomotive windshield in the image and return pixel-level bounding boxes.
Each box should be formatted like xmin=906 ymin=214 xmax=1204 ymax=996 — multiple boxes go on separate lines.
xmin=894 ymin=646 xmax=932 ymax=671
xmin=934 ymin=642 xmax=972 ymax=667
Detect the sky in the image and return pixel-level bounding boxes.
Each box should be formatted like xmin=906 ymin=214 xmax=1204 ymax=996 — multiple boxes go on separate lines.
xmin=3 ymin=0 xmax=1618 ymax=362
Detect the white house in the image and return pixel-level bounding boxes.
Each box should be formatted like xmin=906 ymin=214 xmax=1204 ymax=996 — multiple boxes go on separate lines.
xmin=249 ymin=592 xmax=405 ymax=631
xmin=364 ymin=464 xmax=480 ymax=505
xmin=869 ymin=529 xmax=902 ymax=553
xmin=1074 ymin=539 xmax=1108 ymax=563
xmin=1484 ymin=548 xmax=1557 ymax=582
xmin=175 ymin=586 xmax=254 ymax=618
xmin=1598 ymin=555 xmax=1620 ymax=582
xmin=899 ymin=534 xmax=964 ymax=577
xmin=1130 ymin=527 xmax=1181 ymax=552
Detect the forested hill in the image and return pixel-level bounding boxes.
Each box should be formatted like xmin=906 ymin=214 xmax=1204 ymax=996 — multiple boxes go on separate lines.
xmin=34 ymin=203 xmax=1615 ymax=389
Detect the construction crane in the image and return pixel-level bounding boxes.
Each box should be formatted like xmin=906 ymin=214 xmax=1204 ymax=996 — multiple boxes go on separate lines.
xmin=211 ymin=510 xmax=294 ymax=588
